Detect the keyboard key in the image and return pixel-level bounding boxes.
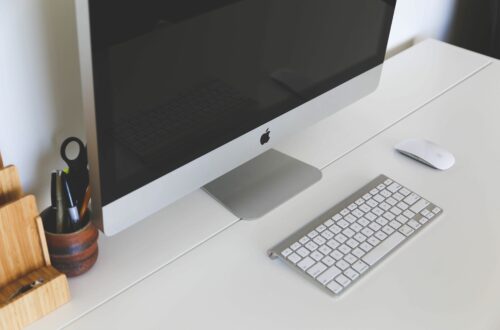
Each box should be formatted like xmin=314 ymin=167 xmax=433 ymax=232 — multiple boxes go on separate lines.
xmin=383 ymin=212 xmax=395 ymax=220
xmin=420 ymin=209 xmax=430 ymax=217
xmin=316 ymin=224 xmax=327 ymax=233
xmin=361 ymin=227 xmax=374 ymax=237
xmin=335 ymin=233 xmax=347 ymax=244
xmin=340 ymin=209 xmax=349 ymax=216
xmin=290 ymin=242 xmax=301 ymax=250
xmin=399 ymin=187 xmax=411 ymax=196
xmin=386 ymin=197 xmax=398 ymax=206
xmin=344 ymin=254 xmax=357 ymax=264
xmin=364 ymin=212 xmax=376 ymax=221
xmin=396 ymin=215 xmax=409 ymax=224
xmin=288 ymin=253 xmax=301 ymax=264
xmin=282 ymin=248 xmax=292 ymax=257
xmin=330 ymin=250 xmax=344 ymax=260
xmin=337 ymin=219 xmax=349 ymax=228
xmin=425 ymin=212 xmax=434 ymax=220
xmin=360 ymin=242 xmax=373 ymax=252
xmin=313 ymin=236 xmax=326 ymax=245
xmin=376 ymin=184 xmax=385 ymax=190
xmin=345 ymin=214 xmax=357 ymax=223
xmin=359 ymin=204 xmax=371 ymax=213
xmin=403 ymin=210 xmax=415 ymax=218
xmin=346 ymin=238 xmax=359 ymax=248
xmin=321 ymin=230 xmax=334 ymax=240
xmin=382 ymin=225 xmax=395 ymax=235
xmin=305 ymin=241 xmax=319 ymax=251
xmin=410 ymin=199 xmax=430 ymax=213
xmin=368 ymin=222 xmax=381 ymax=231
xmin=327 ymin=239 xmax=340 ymax=249
xmin=344 ymin=268 xmax=359 ymax=281
xmin=374 ymin=231 xmax=387 ymax=241
xmin=308 ymin=230 xmax=319 ymax=239
xmin=332 ymin=214 xmax=342 ymax=221
xmin=354 ymin=233 xmax=367 ymax=242
xmin=362 ymin=232 xmax=405 ymax=266
xmin=317 ymin=265 xmax=342 ymax=285
xmin=307 ymin=262 xmax=327 ymax=278
xmin=319 ymin=245 xmax=332 ymax=256
xmin=299 ymin=236 xmax=309 ymax=244
xmin=403 ymin=193 xmax=420 ymax=205
xmin=297 ymin=247 xmax=310 ymax=257
xmin=336 ymin=260 xmax=350 ymax=271
xmin=324 ymin=219 xmax=334 ymax=227
xmin=387 ymin=182 xmax=401 ymax=193
xmin=367 ymin=236 xmax=380 ymax=246
xmin=398 ymin=224 xmax=414 ymax=236
xmin=352 ymin=248 xmax=365 ymax=258
xmin=330 ymin=225 xmax=342 ymax=234
xmin=352 ymin=209 xmax=364 ymax=218
xmin=343 ymin=228 xmax=355 ymax=238
xmin=348 ymin=203 xmax=357 ymax=211
xmin=379 ymin=202 xmax=391 ymax=211
xmin=362 ymin=193 xmax=372 ymax=200
xmin=338 ymin=244 xmax=351 ymax=254
xmin=322 ymin=256 xmax=336 ymax=267
xmin=407 ymin=219 xmax=421 ymax=230
xmin=357 ymin=218 xmax=370 ymax=227
xmin=297 ymin=257 xmax=315 ymax=270
xmin=355 ymin=198 xmax=364 ymax=206
xmin=335 ymin=274 xmax=351 ymax=287
xmin=366 ymin=199 xmax=378 ymax=208
xmin=390 ymin=206 xmax=402 ymax=215
xmin=384 ymin=179 xmax=393 ymax=185
xmin=352 ymin=260 xmax=369 ymax=274
xmin=350 ymin=223 xmax=363 ymax=232
xmin=380 ymin=190 xmax=391 ymax=198
xmin=372 ymin=207 xmax=384 ymax=216
xmin=311 ymin=250 xmax=324 ymax=261
xmin=376 ymin=217 xmax=388 ymax=226
xmin=393 ymin=192 xmax=404 ymax=201
xmin=369 ymin=188 xmax=378 ymax=195
xmin=326 ymin=280 xmax=343 ymax=294
xmin=373 ymin=194 xmax=384 ymax=203
xmin=432 ymin=207 xmax=441 ymax=214
xmin=389 ymin=220 xmax=402 ymax=229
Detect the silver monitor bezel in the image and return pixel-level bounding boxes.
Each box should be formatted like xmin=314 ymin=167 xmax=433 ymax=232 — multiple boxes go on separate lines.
xmin=75 ymin=0 xmax=383 ymax=235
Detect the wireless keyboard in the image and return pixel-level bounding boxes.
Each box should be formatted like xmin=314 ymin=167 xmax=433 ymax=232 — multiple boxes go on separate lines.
xmin=268 ymin=174 xmax=442 ymax=296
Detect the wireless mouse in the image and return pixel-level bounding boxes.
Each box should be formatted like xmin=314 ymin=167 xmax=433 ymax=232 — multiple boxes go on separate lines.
xmin=395 ymin=138 xmax=455 ymax=170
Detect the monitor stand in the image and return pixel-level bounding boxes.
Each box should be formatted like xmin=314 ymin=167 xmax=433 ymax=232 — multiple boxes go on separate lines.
xmin=203 ymin=149 xmax=322 ymax=219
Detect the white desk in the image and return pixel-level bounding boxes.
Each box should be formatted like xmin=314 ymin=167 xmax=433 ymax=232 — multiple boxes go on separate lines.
xmin=29 ymin=40 xmax=500 ymax=329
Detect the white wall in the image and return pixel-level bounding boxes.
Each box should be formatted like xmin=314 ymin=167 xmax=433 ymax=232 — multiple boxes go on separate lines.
xmin=0 ymin=0 xmax=460 ymax=209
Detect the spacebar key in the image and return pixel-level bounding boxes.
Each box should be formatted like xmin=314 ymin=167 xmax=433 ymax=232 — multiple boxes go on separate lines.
xmin=362 ymin=232 xmax=406 ymax=266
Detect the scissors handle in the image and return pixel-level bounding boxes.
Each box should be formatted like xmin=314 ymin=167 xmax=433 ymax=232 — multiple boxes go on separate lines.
xmin=60 ymin=137 xmax=87 ymax=170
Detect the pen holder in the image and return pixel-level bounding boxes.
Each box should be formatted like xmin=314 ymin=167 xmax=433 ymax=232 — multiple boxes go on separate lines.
xmin=41 ymin=208 xmax=98 ymax=277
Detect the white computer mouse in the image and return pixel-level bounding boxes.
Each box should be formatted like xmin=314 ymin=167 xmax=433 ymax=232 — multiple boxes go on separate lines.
xmin=395 ymin=138 xmax=455 ymax=170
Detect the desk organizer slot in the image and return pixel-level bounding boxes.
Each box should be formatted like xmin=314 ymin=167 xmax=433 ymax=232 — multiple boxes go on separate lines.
xmin=0 ymin=152 xmax=70 ymax=329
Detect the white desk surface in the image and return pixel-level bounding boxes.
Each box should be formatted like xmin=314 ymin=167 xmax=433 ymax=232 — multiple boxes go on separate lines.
xmin=30 ymin=40 xmax=499 ymax=329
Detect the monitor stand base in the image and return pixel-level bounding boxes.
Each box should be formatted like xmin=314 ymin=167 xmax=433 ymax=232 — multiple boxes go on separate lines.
xmin=203 ymin=149 xmax=322 ymax=220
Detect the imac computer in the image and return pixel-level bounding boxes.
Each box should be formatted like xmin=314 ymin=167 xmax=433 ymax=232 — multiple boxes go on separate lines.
xmin=75 ymin=0 xmax=396 ymax=235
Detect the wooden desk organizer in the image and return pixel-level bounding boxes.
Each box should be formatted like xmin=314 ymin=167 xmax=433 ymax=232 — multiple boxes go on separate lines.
xmin=0 ymin=155 xmax=70 ymax=329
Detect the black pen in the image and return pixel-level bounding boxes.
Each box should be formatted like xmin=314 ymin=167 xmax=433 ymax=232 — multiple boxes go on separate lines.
xmin=62 ymin=173 xmax=80 ymax=231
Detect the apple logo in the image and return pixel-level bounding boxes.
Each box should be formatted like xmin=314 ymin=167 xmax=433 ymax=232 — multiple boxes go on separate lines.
xmin=260 ymin=128 xmax=270 ymax=145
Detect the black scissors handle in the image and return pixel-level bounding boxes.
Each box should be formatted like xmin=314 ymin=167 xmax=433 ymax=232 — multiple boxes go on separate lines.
xmin=60 ymin=137 xmax=87 ymax=171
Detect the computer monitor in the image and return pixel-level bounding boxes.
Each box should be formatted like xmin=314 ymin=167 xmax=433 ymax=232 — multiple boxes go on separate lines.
xmin=75 ymin=0 xmax=396 ymax=235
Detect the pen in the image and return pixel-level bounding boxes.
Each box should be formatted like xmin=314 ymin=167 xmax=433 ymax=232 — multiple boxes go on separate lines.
xmin=62 ymin=173 xmax=80 ymax=231
xmin=55 ymin=171 xmax=65 ymax=233
xmin=79 ymin=185 xmax=91 ymax=219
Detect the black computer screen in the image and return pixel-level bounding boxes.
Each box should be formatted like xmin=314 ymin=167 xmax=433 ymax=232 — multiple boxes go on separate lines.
xmin=89 ymin=0 xmax=395 ymax=205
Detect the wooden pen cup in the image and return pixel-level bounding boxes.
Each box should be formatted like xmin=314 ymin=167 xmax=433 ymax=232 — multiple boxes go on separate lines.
xmin=41 ymin=208 xmax=99 ymax=277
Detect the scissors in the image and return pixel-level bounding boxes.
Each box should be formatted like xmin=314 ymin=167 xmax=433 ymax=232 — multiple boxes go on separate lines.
xmin=60 ymin=137 xmax=89 ymax=209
